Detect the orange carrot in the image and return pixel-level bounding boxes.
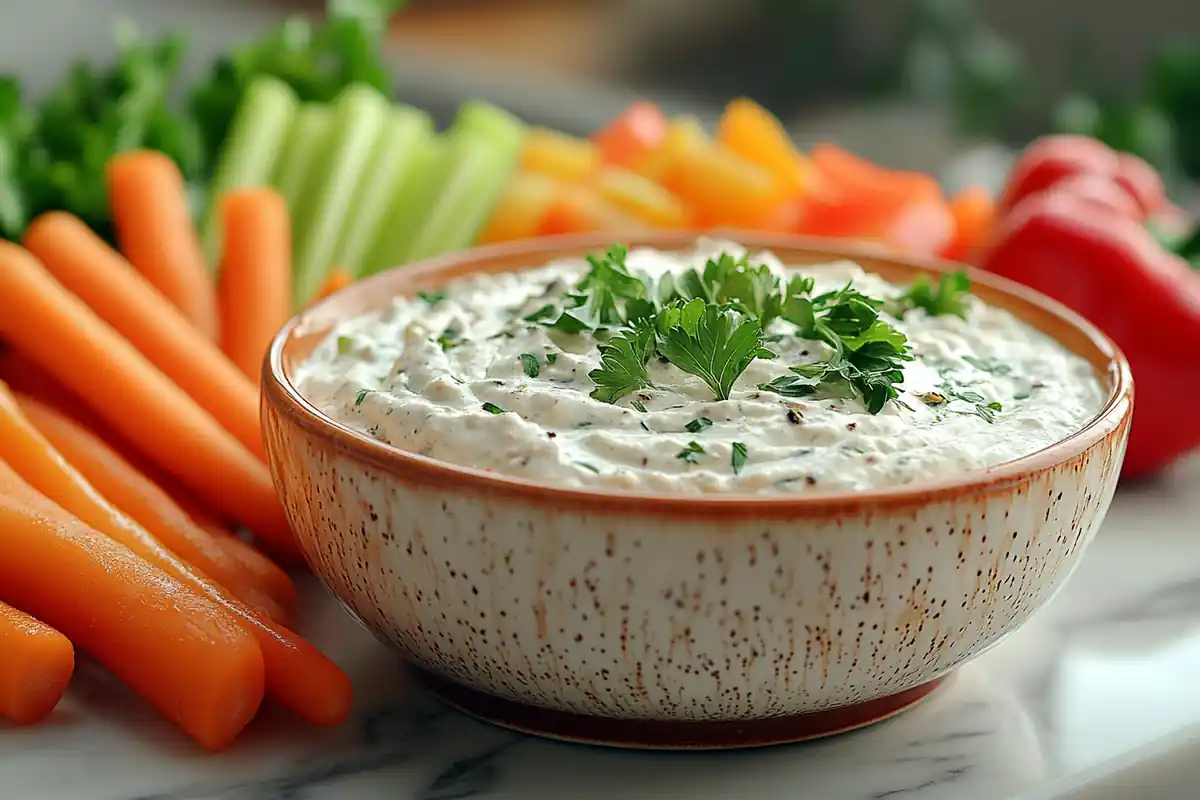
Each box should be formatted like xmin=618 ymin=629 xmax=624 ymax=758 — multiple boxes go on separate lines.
xmin=0 ymin=458 xmax=265 ymax=750
xmin=0 ymin=602 xmax=74 ymax=725
xmin=22 ymin=212 xmax=266 ymax=462
xmin=213 ymin=535 xmax=297 ymax=614
xmin=310 ymin=266 xmax=352 ymax=306
xmin=218 ymin=188 xmax=294 ymax=386
xmin=14 ymin=393 xmax=296 ymax=619
xmin=0 ymin=380 xmax=351 ymax=726
xmin=0 ymin=242 xmax=296 ymax=557
xmin=107 ymin=151 xmax=220 ymax=341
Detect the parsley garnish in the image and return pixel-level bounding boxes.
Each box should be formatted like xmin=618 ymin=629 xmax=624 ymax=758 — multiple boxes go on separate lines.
xmin=676 ymin=441 xmax=706 ymax=463
xmin=577 ymin=461 xmax=601 ymax=473
xmin=437 ymin=328 xmax=462 ymax=351
xmin=731 ymin=442 xmax=748 ymax=474
xmin=941 ymin=386 xmax=1003 ymax=423
xmin=354 ymin=388 xmax=370 ymax=406
xmin=587 ymin=320 xmax=655 ymax=403
xmin=518 ymin=353 xmax=541 ymax=378
xmin=631 ymin=400 xmax=648 ymax=413
xmin=888 ymin=272 xmax=970 ymax=318
xmin=545 ymin=353 xmax=557 ymax=364
xmin=546 ymin=244 xmax=646 ymax=333
xmin=523 ymin=304 xmax=558 ymax=322
xmin=416 ymin=290 xmax=446 ymax=306
xmin=657 ymin=299 xmax=770 ymax=402
xmin=481 ymin=402 xmax=506 ymax=414
xmin=336 ymin=335 xmax=354 ymax=355
xmin=685 ymin=417 xmax=713 ymax=433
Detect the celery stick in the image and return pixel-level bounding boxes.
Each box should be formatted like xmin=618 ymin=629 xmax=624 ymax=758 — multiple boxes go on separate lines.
xmin=201 ymin=76 xmax=298 ymax=268
xmin=291 ymin=84 xmax=391 ymax=308
xmin=455 ymin=100 xmax=526 ymax=152
xmin=403 ymin=106 xmax=525 ymax=263
xmin=361 ymin=134 xmax=452 ymax=276
xmin=331 ymin=105 xmax=433 ymax=278
xmin=273 ymin=103 xmax=334 ymax=214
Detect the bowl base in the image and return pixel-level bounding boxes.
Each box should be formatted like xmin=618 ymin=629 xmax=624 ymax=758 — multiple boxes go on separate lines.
xmin=413 ymin=667 xmax=949 ymax=750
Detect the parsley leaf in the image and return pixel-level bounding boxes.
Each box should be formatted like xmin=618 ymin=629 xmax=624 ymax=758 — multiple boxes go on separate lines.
xmin=354 ymin=388 xmax=371 ymax=406
xmin=546 ymin=244 xmax=645 ymax=333
xmin=940 ymin=385 xmax=1004 ymax=423
xmin=481 ymin=402 xmax=506 ymax=415
xmin=657 ymin=299 xmax=768 ymax=402
xmin=889 ymin=272 xmax=971 ymax=319
xmin=587 ymin=319 xmax=655 ymax=403
xmin=661 ymin=251 xmax=794 ymax=328
xmin=518 ymin=353 xmax=540 ymax=378
xmin=676 ymin=441 xmax=706 ymax=463
xmin=685 ymin=417 xmax=713 ymax=433
xmin=631 ymin=400 xmax=648 ymax=413
xmin=336 ymin=335 xmax=354 ymax=355
xmin=416 ymin=290 xmax=445 ymax=305
xmin=962 ymin=354 xmax=1011 ymax=375
xmin=731 ymin=442 xmax=748 ymax=475
xmin=522 ymin=303 xmax=557 ymax=323
xmin=436 ymin=327 xmax=461 ymax=351
xmin=545 ymin=352 xmax=557 ymax=364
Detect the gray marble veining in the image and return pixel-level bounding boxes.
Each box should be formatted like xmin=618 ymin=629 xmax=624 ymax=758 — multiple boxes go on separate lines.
xmin=2 ymin=455 xmax=1197 ymax=800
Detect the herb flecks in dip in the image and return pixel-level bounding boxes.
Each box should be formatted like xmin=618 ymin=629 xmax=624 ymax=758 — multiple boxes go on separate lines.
xmin=294 ymin=239 xmax=1106 ymax=494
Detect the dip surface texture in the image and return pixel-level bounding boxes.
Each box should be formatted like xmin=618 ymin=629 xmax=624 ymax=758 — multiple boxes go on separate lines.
xmin=292 ymin=240 xmax=1107 ymax=494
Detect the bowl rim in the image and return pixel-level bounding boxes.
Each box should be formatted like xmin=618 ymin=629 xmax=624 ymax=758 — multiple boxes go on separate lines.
xmin=264 ymin=231 xmax=1134 ymax=518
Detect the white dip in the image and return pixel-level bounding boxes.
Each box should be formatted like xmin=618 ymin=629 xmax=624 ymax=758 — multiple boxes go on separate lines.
xmin=293 ymin=239 xmax=1107 ymax=494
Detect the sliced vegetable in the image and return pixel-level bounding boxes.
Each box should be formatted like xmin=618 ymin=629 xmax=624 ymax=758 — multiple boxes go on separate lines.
xmin=593 ymin=100 xmax=669 ymax=168
xmin=272 ymin=103 xmax=334 ymax=212
xmin=538 ymin=184 xmax=649 ymax=237
xmin=23 ymin=212 xmax=267 ymax=463
xmin=631 ymin=115 xmax=707 ymax=184
xmin=201 ymin=77 xmax=298 ymax=265
xmin=292 ymin=84 xmax=391 ymax=306
xmin=941 ymin=186 xmax=996 ymax=262
xmin=404 ymin=104 xmax=525 ymax=263
xmin=477 ymin=171 xmax=561 ymax=244
xmin=332 ymin=104 xmax=433 ymax=277
xmin=0 ymin=242 xmax=293 ymax=554
xmin=218 ymin=188 xmax=293 ymax=385
xmin=522 ymin=128 xmax=600 ymax=182
xmin=362 ymin=133 xmax=451 ymax=275
xmin=107 ymin=150 xmax=219 ymax=340
xmin=593 ymin=166 xmax=691 ymax=228
xmin=665 ymin=136 xmax=792 ymax=227
xmin=0 ymin=457 xmax=264 ymax=751
xmin=0 ymin=601 xmax=73 ymax=726
xmin=717 ymin=98 xmax=816 ymax=194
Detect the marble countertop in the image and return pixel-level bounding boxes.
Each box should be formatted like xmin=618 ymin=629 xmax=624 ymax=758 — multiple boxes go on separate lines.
xmin=3 ymin=455 xmax=1197 ymax=800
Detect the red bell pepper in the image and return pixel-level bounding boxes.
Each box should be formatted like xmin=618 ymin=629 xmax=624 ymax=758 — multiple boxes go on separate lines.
xmin=979 ymin=148 xmax=1200 ymax=479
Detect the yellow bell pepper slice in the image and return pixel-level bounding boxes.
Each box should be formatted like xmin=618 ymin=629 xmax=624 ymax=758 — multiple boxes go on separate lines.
xmin=717 ymin=98 xmax=816 ymax=195
xmin=594 ymin=167 xmax=692 ymax=228
xmin=521 ymin=128 xmax=601 ymax=182
xmin=477 ymin=171 xmax=562 ymax=244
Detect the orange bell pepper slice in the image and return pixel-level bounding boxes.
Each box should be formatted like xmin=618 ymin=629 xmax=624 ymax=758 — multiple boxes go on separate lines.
xmin=521 ymin=128 xmax=600 ymax=182
xmin=717 ymin=98 xmax=816 ymax=195
xmin=477 ymin=172 xmax=562 ymax=245
xmin=537 ymin=185 xmax=650 ymax=237
xmin=939 ymin=186 xmax=996 ymax=263
xmin=656 ymin=133 xmax=792 ymax=228
xmin=593 ymin=167 xmax=691 ymax=228
xmin=593 ymin=100 xmax=669 ymax=168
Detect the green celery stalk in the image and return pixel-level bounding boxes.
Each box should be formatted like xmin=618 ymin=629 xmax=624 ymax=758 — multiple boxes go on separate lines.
xmin=361 ymin=133 xmax=452 ymax=276
xmin=403 ymin=103 xmax=525 ymax=263
xmin=272 ymin=103 xmax=335 ymax=214
xmin=331 ymin=104 xmax=432 ymax=278
xmin=291 ymin=84 xmax=391 ymax=308
xmin=201 ymin=76 xmax=298 ymax=268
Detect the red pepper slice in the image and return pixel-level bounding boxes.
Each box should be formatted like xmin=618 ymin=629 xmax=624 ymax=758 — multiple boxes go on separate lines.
xmin=979 ymin=188 xmax=1200 ymax=479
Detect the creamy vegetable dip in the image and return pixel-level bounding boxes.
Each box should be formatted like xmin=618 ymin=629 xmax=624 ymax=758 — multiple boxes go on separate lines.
xmin=294 ymin=239 xmax=1106 ymax=494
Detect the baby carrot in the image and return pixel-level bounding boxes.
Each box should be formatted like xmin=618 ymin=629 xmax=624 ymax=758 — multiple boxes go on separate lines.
xmin=213 ymin=535 xmax=298 ymax=616
xmin=218 ymin=188 xmax=294 ymax=385
xmin=22 ymin=212 xmax=266 ymax=462
xmin=0 ymin=602 xmax=74 ymax=726
xmin=0 ymin=459 xmax=265 ymax=750
xmin=107 ymin=151 xmax=220 ymax=341
xmin=13 ymin=393 xmax=295 ymax=619
xmin=0 ymin=242 xmax=296 ymax=556
xmin=0 ymin=381 xmax=349 ymax=725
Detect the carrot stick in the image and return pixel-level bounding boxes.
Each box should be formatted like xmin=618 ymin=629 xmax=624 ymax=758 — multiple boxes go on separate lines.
xmin=22 ymin=212 xmax=266 ymax=462
xmin=0 ymin=242 xmax=297 ymax=557
xmin=309 ymin=266 xmax=352 ymax=307
xmin=13 ymin=393 xmax=296 ymax=620
xmin=107 ymin=151 xmax=220 ymax=341
xmin=0 ymin=602 xmax=74 ymax=726
xmin=218 ymin=188 xmax=294 ymax=385
xmin=0 ymin=459 xmax=265 ymax=749
xmin=0 ymin=379 xmax=350 ymax=725
xmin=212 ymin=535 xmax=297 ymax=615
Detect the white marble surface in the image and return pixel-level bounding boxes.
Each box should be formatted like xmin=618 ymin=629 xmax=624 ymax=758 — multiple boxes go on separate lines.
xmin=1 ymin=455 xmax=1197 ymax=800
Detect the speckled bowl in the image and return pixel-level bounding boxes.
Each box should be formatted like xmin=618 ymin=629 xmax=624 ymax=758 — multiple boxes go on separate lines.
xmin=262 ymin=232 xmax=1133 ymax=749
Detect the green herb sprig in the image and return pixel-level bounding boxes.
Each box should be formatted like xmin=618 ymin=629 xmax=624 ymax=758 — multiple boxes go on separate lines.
xmin=888 ymin=272 xmax=971 ymax=319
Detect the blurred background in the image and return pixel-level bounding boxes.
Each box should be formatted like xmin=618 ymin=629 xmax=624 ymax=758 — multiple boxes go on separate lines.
xmin=5 ymin=0 xmax=1197 ymax=196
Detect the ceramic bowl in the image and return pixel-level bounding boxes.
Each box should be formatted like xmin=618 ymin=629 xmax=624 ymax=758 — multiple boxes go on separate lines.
xmin=262 ymin=233 xmax=1133 ymax=749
